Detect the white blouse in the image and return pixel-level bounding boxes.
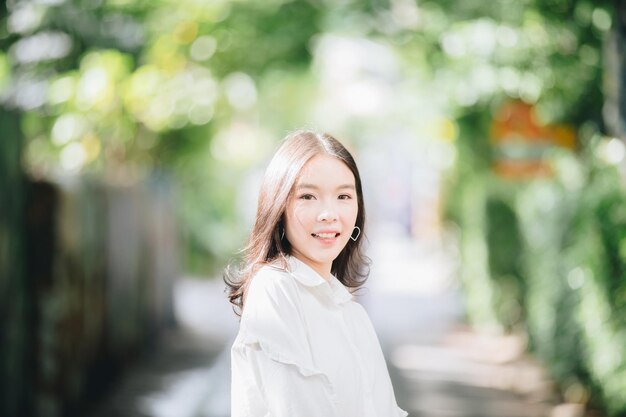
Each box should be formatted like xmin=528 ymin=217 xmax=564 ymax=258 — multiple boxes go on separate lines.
xmin=230 ymin=255 xmax=408 ymax=417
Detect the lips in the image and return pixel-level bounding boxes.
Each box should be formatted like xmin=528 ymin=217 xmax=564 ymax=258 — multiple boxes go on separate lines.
xmin=311 ymin=231 xmax=340 ymax=239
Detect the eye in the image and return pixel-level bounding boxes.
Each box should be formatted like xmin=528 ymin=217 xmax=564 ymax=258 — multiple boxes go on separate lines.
xmin=338 ymin=194 xmax=353 ymax=200
xmin=299 ymin=194 xmax=316 ymax=200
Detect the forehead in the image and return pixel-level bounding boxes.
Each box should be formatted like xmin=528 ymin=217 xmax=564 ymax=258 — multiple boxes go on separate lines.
xmin=296 ymin=155 xmax=355 ymax=186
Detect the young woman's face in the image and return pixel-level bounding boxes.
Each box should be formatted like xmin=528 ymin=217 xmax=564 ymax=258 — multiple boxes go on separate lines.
xmin=285 ymin=154 xmax=359 ymax=279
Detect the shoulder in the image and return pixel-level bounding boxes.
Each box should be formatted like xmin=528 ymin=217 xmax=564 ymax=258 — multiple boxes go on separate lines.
xmin=249 ymin=262 xmax=297 ymax=294
xmin=346 ymin=298 xmax=369 ymax=320
xmin=243 ymin=262 xmax=299 ymax=316
xmin=253 ymin=261 xmax=292 ymax=282
xmin=240 ymin=263 xmax=309 ymax=346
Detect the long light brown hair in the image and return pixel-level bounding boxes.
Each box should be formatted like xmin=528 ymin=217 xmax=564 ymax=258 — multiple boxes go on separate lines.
xmin=223 ymin=130 xmax=370 ymax=316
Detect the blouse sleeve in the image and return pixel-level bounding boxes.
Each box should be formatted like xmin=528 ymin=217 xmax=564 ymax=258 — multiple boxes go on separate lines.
xmin=231 ymin=269 xmax=339 ymax=417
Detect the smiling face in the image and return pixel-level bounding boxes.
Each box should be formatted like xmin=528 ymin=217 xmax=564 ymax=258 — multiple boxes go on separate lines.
xmin=284 ymin=155 xmax=359 ymax=280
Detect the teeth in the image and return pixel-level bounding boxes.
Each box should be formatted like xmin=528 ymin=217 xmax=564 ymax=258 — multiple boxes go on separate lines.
xmin=315 ymin=233 xmax=337 ymax=239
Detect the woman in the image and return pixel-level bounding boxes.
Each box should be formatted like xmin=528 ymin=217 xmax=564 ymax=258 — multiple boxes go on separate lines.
xmin=225 ymin=130 xmax=408 ymax=416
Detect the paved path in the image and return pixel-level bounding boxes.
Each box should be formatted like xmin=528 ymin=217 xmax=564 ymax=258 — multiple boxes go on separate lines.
xmin=87 ymin=230 xmax=570 ymax=417
xmin=365 ymin=230 xmax=561 ymax=417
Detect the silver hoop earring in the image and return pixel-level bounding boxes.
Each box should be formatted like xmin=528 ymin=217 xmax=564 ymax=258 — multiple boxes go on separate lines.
xmin=280 ymin=228 xmax=285 ymax=241
xmin=350 ymin=226 xmax=361 ymax=242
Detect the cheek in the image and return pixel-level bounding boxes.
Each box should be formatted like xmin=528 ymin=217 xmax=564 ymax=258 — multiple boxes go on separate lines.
xmin=342 ymin=203 xmax=359 ymax=223
xmin=286 ymin=202 xmax=313 ymax=230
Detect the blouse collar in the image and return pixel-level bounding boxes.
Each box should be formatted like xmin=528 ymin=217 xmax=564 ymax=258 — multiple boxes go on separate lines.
xmin=286 ymin=256 xmax=353 ymax=305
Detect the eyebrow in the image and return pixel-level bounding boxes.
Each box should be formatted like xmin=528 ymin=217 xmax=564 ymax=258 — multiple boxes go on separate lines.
xmin=297 ymin=183 xmax=356 ymax=191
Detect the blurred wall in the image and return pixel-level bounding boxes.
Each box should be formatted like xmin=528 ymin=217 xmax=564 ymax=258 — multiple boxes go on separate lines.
xmin=1 ymin=165 xmax=178 ymax=417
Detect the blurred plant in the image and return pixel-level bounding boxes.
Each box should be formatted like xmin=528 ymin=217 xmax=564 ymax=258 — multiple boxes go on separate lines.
xmin=2 ymin=0 xmax=323 ymax=273
xmin=0 ymin=0 xmax=618 ymax=277
xmin=451 ymin=132 xmax=626 ymax=414
xmin=433 ymin=1 xmax=624 ymax=414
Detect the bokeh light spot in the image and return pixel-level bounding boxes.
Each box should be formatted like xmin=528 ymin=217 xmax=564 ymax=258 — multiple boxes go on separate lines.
xmin=190 ymin=36 xmax=217 ymax=61
xmin=223 ymin=72 xmax=257 ymax=111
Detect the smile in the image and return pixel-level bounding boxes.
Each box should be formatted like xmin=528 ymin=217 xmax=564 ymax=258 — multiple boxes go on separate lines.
xmin=312 ymin=232 xmax=340 ymax=239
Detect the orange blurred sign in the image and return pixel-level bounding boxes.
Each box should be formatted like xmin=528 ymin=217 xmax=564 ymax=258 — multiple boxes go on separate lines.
xmin=490 ymin=100 xmax=576 ymax=178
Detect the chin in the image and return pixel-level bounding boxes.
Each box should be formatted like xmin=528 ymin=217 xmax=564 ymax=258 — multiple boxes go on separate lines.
xmin=313 ymin=252 xmax=343 ymax=264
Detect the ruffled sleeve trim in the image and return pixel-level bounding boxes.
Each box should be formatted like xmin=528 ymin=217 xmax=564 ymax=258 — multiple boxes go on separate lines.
xmin=236 ymin=327 xmax=339 ymax=405
xmin=238 ymin=326 xmax=327 ymax=378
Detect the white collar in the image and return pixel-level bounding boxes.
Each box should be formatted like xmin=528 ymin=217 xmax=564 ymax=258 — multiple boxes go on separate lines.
xmin=286 ymin=256 xmax=353 ymax=304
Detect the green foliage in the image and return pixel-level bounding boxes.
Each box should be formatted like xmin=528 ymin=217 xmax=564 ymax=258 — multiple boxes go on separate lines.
xmin=0 ymin=0 xmax=619 ymax=278
xmin=2 ymin=0 xmax=325 ymax=274
xmin=485 ymin=188 xmax=525 ymax=329
xmin=570 ymin=166 xmax=626 ymax=413
xmin=442 ymin=6 xmax=619 ymax=411
xmin=453 ymin=146 xmax=626 ymax=414
xmin=457 ymin=174 xmax=500 ymax=330
xmin=516 ymin=175 xmax=585 ymax=383
xmin=208 ymin=1 xmax=321 ymax=77
xmin=4 ymin=0 xmax=626 ymax=413
xmin=0 ymin=109 xmax=26 ymax=417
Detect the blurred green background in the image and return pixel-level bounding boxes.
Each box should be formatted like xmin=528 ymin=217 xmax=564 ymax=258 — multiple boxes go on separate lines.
xmin=3 ymin=0 xmax=626 ymax=416
xmin=3 ymin=0 xmax=614 ymax=274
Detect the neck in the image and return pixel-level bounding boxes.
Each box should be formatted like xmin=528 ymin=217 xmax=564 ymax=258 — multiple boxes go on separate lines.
xmin=291 ymin=253 xmax=332 ymax=282
xmin=309 ymin=263 xmax=333 ymax=282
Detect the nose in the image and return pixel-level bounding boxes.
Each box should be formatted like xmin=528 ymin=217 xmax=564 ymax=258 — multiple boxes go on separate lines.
xmin=317 ymin=207 xmax=338 ymax=222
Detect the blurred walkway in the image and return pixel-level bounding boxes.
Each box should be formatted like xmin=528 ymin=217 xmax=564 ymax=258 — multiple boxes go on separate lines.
xmin=87 ymin=228 xmax=568 ymax=417
xmin=86 ymin=278 xmax=238 ymax=417
xmin=366 ymin=226 xmax=562 ymax=417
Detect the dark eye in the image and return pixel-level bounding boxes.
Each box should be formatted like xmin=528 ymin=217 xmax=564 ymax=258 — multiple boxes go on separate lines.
xmin=299 ymin=194 xmax=315 ymax=200
xmin=338 ymin=194 xmax=352 ymax=200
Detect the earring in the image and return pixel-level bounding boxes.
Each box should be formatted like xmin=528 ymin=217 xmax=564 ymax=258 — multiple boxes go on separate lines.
xmin=350 ymin=226 xmax=361 ymax=242
xmin=280 ymin=228 xmax=285 ymax=240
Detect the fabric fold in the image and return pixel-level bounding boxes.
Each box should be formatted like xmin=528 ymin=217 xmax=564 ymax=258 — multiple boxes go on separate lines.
xmin=238 ymin=326 xmax=332 ymax=382
xmin=239 ymin=265 xmax=338 ymax=402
